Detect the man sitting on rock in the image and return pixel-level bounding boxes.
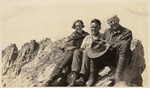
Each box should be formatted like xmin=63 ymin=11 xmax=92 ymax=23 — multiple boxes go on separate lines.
xmin=86 ymin=14 xmax=133 ymax=86
xmin=68 ymin=19 xmax=103 ymax=86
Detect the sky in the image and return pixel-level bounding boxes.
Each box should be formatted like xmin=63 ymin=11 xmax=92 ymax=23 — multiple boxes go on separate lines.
xmin=1 ymin=0 xmax=150 ymax=86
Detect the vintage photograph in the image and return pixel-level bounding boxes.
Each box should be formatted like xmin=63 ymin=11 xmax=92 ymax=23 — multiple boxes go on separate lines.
xmin=1 ymin=0 xmax=149 ymax=87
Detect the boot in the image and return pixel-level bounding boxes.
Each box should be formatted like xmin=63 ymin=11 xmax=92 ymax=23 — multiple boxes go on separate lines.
xmin=68 ymin=71 xmax=78 ymax=86
xmin=86 ymin=72 xmax=97 ymax=86
xmin=86 ymin=78 xmax=96 ymax=86
xmin=75 ymin=74 xmax=87 ymax=86
xmin=45 ymin=68 xmax=63 ymax=86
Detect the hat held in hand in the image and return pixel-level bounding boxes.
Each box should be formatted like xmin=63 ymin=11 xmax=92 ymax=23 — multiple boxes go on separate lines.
xmin=87 ymin=40 xmax=109 ymax=58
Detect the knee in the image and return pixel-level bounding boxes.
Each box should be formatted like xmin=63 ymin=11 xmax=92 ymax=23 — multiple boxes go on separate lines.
xmin=118 ymin=41 xmax=131 ymax=58
xmin=74 ymin=49 xmax=81 ymax=55
xmin=120 ymin=41 xmax=130 ymax=46
xmin=83 ymin=50 xmax=87 ymax=55
xmin=118 ymin=41 xmax=130 ymax=50
xmin=68 ymin=50 xmax=74 ymax=54
xmin=82 ymin=53 xmax=89 ymax=62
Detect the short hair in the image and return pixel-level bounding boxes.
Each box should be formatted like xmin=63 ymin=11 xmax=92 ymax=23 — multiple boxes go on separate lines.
xmin=72 ymin=20 xmax=85 ymax=29
xmin=91 ymin=19 xmax=101 ymax=26
xmin=107 ymin=14 xmax=119 ymax=23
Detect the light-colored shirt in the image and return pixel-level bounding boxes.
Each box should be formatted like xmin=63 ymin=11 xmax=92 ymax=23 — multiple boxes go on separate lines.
xmin=81 ymin=33 xmax=103 ymax=50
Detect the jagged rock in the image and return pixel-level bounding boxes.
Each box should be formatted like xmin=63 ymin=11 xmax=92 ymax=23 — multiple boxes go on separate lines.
xmin=2 ymin=44 xmax=18 ymax=75
xmin=2 ymin=38 xmax=67 ymax=87
xmin=124 ymin=39 xmax=145 ymax=86
xmin=1 ymin=38 xmax=146 ymax=87
xmin=95 ymin=39 xmax=146 ymax=86
xmin=2 ymin=40 xmax=40 ymax=87
xmin=14 ymin=40 xmax=40 ymax=75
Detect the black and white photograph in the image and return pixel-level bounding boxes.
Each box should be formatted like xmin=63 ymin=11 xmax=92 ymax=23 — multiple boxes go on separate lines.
xmin=1 ymin=0 xmax=149 ymax=87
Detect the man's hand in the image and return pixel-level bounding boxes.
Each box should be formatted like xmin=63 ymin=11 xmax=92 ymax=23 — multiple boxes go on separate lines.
xmin=100 ymin=40 xmax=115 ymax=46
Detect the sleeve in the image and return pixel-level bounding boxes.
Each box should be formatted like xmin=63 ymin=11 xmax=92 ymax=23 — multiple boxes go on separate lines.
xmin=121 ymin=30 xmax=132 ymax=43
xmin=65 ymin=32 xmax=77 ymax=51
xmin=114 ymin=30 xmax=132 ymax=47
xmin=80 ymin=36 xmax=88 ymax=49
xmin=66 ymin=32 xmax=76 ymax=44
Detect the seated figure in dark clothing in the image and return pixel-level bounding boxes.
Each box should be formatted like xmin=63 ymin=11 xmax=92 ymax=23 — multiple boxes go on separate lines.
xmin=45 ymin=20 xmax=89 ymax=86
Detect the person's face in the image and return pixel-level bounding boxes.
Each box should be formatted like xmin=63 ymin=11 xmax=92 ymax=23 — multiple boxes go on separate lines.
xmin=107 ymin=18 xmax=120 ymax=30
xmin=75 ymin=22 xmax=83 ymax=33
xmin=90 ymin=22 xmax=101 ymax=36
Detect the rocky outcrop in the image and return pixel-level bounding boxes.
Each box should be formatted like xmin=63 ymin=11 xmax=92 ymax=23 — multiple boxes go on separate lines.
xmin=1 ymin=38 xmax=146 ymax=87
xmin=2 ymin=38 xmax=67 ymax=87
xmin=2 ymin=44 xmax=18 ymax=75
xmin=94 ymin=39 xmax=146 ymax=86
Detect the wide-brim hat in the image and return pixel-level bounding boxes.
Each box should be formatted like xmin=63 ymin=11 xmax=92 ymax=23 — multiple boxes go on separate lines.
xmin=87 ymin=40 xmax=110 ymax=59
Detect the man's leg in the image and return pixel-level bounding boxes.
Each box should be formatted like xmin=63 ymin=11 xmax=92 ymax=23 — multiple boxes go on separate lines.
xmin=46 ymin=51 xmax=74 ymax=86
xmin=100 ymin=49 xmax=117 ymax=67
xmin=69 ymin=49 xmax=83 ymax=86
xmin=75 ymin=50 xmax=90 ymax=86
xmin=86 ymin=57 xmax=106 ymax=86
xmin=80 ymin=50 xmax=90 ymax=77
xmin=71 ymin=49 xmax=83 ymax=73
xmin=86 ymin=58 xmax=97 ymax=86
xmin=115 ymin=41 xmax=131 ymax=82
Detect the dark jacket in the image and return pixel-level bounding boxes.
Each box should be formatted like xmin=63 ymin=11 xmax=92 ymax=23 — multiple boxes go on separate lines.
xmin=103 ymin=25 xmax=132 ymax=48
xmin=65 ymin=30 xmax=89 ymax=51
xmin=103 ymin=25 xmax=133 ymax=82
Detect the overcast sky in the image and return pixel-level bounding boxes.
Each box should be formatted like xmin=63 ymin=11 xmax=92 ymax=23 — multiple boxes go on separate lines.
xmin=1 ymin=0 xmax=149 ymax=86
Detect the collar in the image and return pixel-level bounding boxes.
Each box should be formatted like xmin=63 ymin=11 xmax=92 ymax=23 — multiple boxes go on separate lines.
xmin=75 ymin=30 xmax=87 ymax=37
xmin=75 ymin=30 xmax=84 ymax=34
xmin=92 ymin=32 xmax=102 ymax=41
xmin=110 ymin=25 xmax=123 ymax=34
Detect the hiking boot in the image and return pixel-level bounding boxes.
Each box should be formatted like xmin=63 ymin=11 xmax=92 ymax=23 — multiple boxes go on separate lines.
xmin=86 ymin=71 xmax=97 ymax=86
xmin=45 ymin=68 xmax=63 ymax=86
xmin=75 ymin=75 xmax=86 ymax=86
xmin=68 ymin=72 xmax=78 ymax=86
xmin=86 ymin=78 xmax=96 ymax=86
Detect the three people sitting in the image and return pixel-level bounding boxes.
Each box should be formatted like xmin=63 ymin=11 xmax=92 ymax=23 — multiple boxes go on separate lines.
xmin=46 ymin=14 xmax=132 ymax=86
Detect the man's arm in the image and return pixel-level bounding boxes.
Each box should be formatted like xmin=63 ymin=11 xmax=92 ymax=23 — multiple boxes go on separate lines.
xmin=121 ymin=29 xmax=132 ymax=43
xmin=114 ymin=30 xmax=132 ymax=48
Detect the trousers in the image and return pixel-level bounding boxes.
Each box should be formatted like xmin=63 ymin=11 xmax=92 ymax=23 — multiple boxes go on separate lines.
xmin=90 ymin=41 xmax=131 ymax=82
xmin=71 ymin=49 xmax=90 ymax=78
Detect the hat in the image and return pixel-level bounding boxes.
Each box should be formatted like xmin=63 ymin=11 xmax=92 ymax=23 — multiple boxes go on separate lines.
xmin=87 ymin=40 xmax=109 ymax=58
